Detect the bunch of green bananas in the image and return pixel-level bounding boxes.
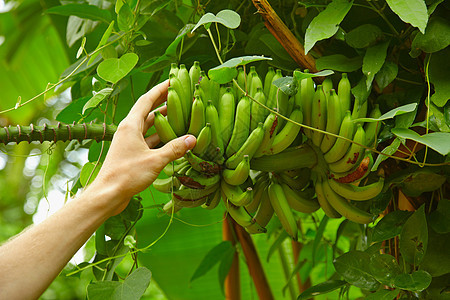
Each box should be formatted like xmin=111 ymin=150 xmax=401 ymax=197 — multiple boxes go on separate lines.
xmin=152 ymin=62 xmax=384 ymax=240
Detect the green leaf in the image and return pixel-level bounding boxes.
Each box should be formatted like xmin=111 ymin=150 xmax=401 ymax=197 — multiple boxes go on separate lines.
xmin=315 ymin=54 xmax=362 ymax=72
xmin=372 ymin=210 xmax=413 ymax=243
xmin=45 ymin=4 xmax=112 ymax=23
xmin=411 ymin=17 xmax=450 ymax=56
xmin=385 ymin=0 xmax=428 ymax=33
xmin=190 ymin=241 xmax=234 ymax=283
xmin=372 ymin=138 xmax=401 ymax=171
xmin=80 ymin=162 xmax=101 ymax=187
xmin=421 ymin=228 xmax=450 ymax=277
xmin=393 ymin=270 xmax=432 ymax=291
xmin=363 ymin=41 xmax=390 ymax=88
xmin=267 ymin=230 xmax=289 ymax=262
xmin=97 ymin=53 xmax=139 ymax=84
xmin=429 ymin=103 xmax=450 ymax=132
xmin=369 ymin=253 xmax=402 ymax=286
xmin=208 ymin=56 xmax=272 ymax=84
xmin=356 ymin=103 xmax=417 ymax=123
xmin=365 ymin=289 xmax=400 ymax=300
xmin=82 ymin=88 xmax=113 ymax=114
xmin=375 ymin=61 xmax=398 ymax=91
xmin=124 ymin=235 xmax=136 ymax=248
xmin=429 ymin=198 xmax=450 ymax=234
xmin=345 ymin=24 xmax=384 ymax=49
xmin=297 ymin=280 xmax=347 ymax=300
xmin=88 ymin=21 xmax=115 ymax=65
xmin=217 ymin=247 xmax=235 ymax=294
xmin=191 ymin=9 xmax=241 ymax=33
xmin=391 ymin=128 xmax=450 ymax=155
xmin=333 ymin=250 xmax=380 ymax=291
xmin=272 ymin=76 xmax=297 ymax=96
xmin=304 ymin=0 xmax=354 ymax=54
xmin=87 ymin=267 xmax=152 ymax=300
xmin=118 ymin=2 xmax=134 ymax=31
xmin=293 ymin=69 xmax=334 ymax=81
xmin=400 ymin=169 xmax=447 ymax=197
xmin=400 ymin=204 xmax=428 ymax=265
xmin=351 ymin=76 xmax=371 ymax=105
xmin=312 ymin=215 xmax=328 ymax=265
xmin=429 ymin=47 xmax=450 ymax=107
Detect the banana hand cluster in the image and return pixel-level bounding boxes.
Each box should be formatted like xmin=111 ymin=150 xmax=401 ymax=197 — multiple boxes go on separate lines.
xmin=152 ymin=63 xmax=384 ymax=239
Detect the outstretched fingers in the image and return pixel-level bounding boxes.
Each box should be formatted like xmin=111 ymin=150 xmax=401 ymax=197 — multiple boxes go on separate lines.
xmin=128 ymin=80 xmax=169 ymax=120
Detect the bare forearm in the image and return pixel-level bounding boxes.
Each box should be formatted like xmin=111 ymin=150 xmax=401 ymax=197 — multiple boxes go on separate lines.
xmin=0 ymin=183 xmax=117 ymax=300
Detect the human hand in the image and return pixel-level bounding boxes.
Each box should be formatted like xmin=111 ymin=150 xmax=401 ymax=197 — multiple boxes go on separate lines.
xmin=89 ymin=80 xmax=196 ymax=216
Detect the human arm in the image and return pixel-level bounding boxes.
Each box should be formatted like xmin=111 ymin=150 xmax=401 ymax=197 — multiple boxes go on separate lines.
xmin=0 ymin=80 xmax=196 ymax=299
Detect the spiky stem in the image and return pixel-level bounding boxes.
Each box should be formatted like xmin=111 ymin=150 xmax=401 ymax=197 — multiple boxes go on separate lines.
xmin=0 ymin=123 xmax=117 ymax=145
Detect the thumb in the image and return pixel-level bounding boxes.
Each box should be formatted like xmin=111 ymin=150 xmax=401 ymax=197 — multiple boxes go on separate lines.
xmin=158 ymin=135 xmax=196 ymax=165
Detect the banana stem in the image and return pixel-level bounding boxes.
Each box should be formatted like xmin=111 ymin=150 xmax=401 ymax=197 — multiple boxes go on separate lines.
xmin=0 ymin=123 xmax=117 ymax=145
xmin=232 ymin=220 xmax=274 ymax=300
xmin=278 ymin=244 xmax=297 ymax=300
xmin=223 ymin=214 xmax=241 ymax=300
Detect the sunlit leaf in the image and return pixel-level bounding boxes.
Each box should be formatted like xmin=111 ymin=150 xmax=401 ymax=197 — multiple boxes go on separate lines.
xmin=363 ymin=41 xmax=389 ymax=88
xmin=82 ymin=88 xmax=113 ymax=114
xmin=355 ymin=103 xmax=417 ymax=123
xmin=411 ymin=16 xmax=450 ymax=56
xmin=97 ymin=53 xmax=139 ymax=84
xmin=385 ymin=0 xmax=428 ymax=33
xmin=345 ymin=24 xmax=383 ymax=49
xmin=191 ymin=9 xmax=241 ymax=33
xmin=208 ymin=56 xmax=272 ymax=84
xmin=391 ymin=128 xmax=450 ymax=155
xmin=45 ymin=4 xmax=112 ymax=23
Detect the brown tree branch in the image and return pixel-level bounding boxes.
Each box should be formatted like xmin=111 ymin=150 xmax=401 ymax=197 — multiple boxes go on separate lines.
xmin=223 ymin=214 xmax=241 ymax=300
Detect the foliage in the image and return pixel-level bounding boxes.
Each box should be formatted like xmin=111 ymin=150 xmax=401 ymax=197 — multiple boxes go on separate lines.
xmin=0 ymin=0 xmax=449 ymax=299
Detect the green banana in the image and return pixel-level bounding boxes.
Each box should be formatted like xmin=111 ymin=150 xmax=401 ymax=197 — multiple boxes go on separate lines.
xmin=154 ymin=111 xmax=177 ymax=144
xmin=221 ymin=181 xmax=253 ymax=206
xmin=178 ymin=167 xmax=221 ymax=189
xmin=338 ymin=73 xmax=351 ymax=118
xmin=253 ymin=113 xmax=278 ymax=158
xmin=364 ymin=104 xmax=382 ymax=147
xmin=269 ymin=107 xmax=303 ymax=155
xmin=192 ymin=123 xmax=211 ymax=156
xmin=293 ymin=70 xmax=302 ymax=107
xmin=278 ymin=171 xmax=310 ymax=191
xmin=162 ymin=160 xmax=189 ymax=177
xmin=189 ymin=61 xmax=201 ymax=92
xmin=251 ymin=144 xmax=317 ymax=172
xmin=246 ymin=186 xmax=273 ymax=234
xmin=250 ymin=87 xmax=267 ymax=131
xmin=202 ymin=188 xmax=222 ymax=210
xmin=322 ymin=179 xmax=374 ymax=224
xmin=225 ymin=122 xmax=264 ymax=169
xmin=330 ymin=150 xmax=373 ymax=184
xmin=167 ymin=87 xmax=186 ymax=136
xmin=169 ymin=63 xmax=179 ymax=77
xmin=218 ymin=88 xmax=236 ymax=147
xmin=177 ymin=64 xmax=192 ymax=124
xmin=173 ymin=194 xmax=208 ymax=208
xmin=268 ymin=181 xmax=298 ymax=240
xmin=173 ymin=182 xmax=220 ymax=201
xmin=199 ymin=71 xmax=211 ymax=103
xmin=169 ymin=74 xmax=187 ymax=119
xmin=329 ymin=124 xmax=366 ymax=174
xmin=314 ymin=177 xmax=342 ymax=218
xmin=187 ymin=96 xmax=206 ymax=137
xmin=281 ymin=182 xmax=320 ymax=213
xmin=184 ymin=150 xmax=221 ymax=175
xmin=210 ymin=80 xmax=221 ymax=108
xmin=322 ymin=77 xmax=333 ymax=99
xmin=222 ymin=155 xmax=250 ymax=186
xmin=299 ymin=70 xmax=315 ymax=138
xmin=235 ymin=67 xmax=246 ymax=98
xmin=224 ymin=198 xmax=263 ymax=231
xmin=328 ymin=177 xmax=384 ymax=201
xmin=311 ymin=85 xmax=327 ymax=147
xmin=275 ymin=88 xmax=290 ymax=131
xmin=320 ymin=89 xmax=343 ymax=153
xmin=226 ymin=96 xmax=251 ymax=158
xmin=153 ymin=176 xmax=181 ymax=193
xmin=323 ymin=110 xmax=355 ymax=164
xmin=249 ymin=67 xmax=263 ymax=98
xmin=245 ymin=177 xmax=269 ymax=214
xmin=352 ymin=98 xmax=368 ymax=123
xmin=263 ymin=67 xmax=275 ymax=97
xmin=193 ymin=83 xmax=206 ymax=105
xmin=162 ymin=199 xmax=183 ymax=215
xmin=265 ymin=69 xmax=283 ymax=110
xmin=205 ymin=100 xmax=224 ymax=161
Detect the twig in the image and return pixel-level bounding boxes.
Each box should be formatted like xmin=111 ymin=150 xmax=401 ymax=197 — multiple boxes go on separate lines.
xmin=223 ymin=214 xmax=241 ymax=300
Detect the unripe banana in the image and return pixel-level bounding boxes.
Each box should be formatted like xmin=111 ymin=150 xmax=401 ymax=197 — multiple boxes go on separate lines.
xmin=202 ymin=188 xmax=222 ymax=210
xmin=167 ymin=87 xmax=186 ymax=136
xmin=338 ymin=73 xmax=351 ymax=118
xmin=187 ymin=96 xmax=206 ymax=137
xmin=269 ymin=107 xmax=303 ymax=155
xmin=153 ymin=176 xmax=181 ymax=193
xmin=265 ymin=69 xmax=283 ymax=111
xmin=221 ymin=181 xmax=253 ymax=206
xmin=205 ymin=100 xmax=224 ymax=161
xmin=192 ymin=123 xmax=211 ymax=156
xmin=189 ymin=61 xmax=201 ymax=92
xmin=209 ymin=80 xmax=221 ymax=108
xmin=323 ymin=111 xmax=355 ymax=163
xmin=226 ymin=96 xmax=251 ymax=158
xmin=246 ymin=186 xmax=273 ymax=234
xmin=173 ymin=182 xmax=220 ymax=201
xmin=263 ymin=67 xmax=275 ymax=97
xmin=236 ymin=67 xmax=246 ymax=98
xmin=162 ymin=159 xmax=188 ymax=177
xmin=218 ymin=88 xmax=236 ymax=147
xmin=245 ymin=177 xmax=269 ymax=214
xmin=223 ymin=155 xmax=250 ymax=186
xmin=251 ymin=144 xmax=317 ymax=172
xmin=311 ymin=85 xmax=327 ymax=147
xmin=314 ymin=177 xmax=341 ymax=218
xmin=299 ymin=70 xmax=315 ymax=138
xmin=154 ymin=111 xmax=177 ymax=144
xmin=322 ymin=77 xmax=333 ymax=99
xmin=275 ymin=88 xmax=290 ymax=132
xmin=364 ymin=104 xmax=382 ymax=147
xmin=253 ymin=113 xmax=278 ymax=158
xmin=278 ymin=171 xmax=309 ymax=191
xmin=320 ymin=89 xmax=343 ymax=153
xmin=352 ymin=98 xmax=368 ymax=123
xmin=224 ymin=198 xmax=261 ymax=230
xmin=293 ymin=70 xmax=302 ymax=108
xmin=328 ymin=177 xmax=384 ymax=201
xmin=225 ymin=122 xmax=264 ymax=169
xmin=199 ymin=71 xmax=211 ymax=102
xmin=329 ymin=124 xmax=366 ymax=174
xmin=163 ymin=199 xmax=183 ymax=215
xmin=193 ymin=83 xmax=206 ymax=105
xmin=169 ymin=63 xmax=179 ymax=77
xmin=250 ymin=87 xmax=267 ymax=131
xmin=169 ymin=74 xmax=187 ymax=120
xmin=330 ymin=150 xmax=373 ymax=184
xmin=184 ymin=150 xmax=220 ymax=175
xmin=177 ymin=64 xmax=192 ymax=124
xmin=281 ymin=182 xmax=320 ymax=213
xmin=249 ymin=69 xmax=263 ymax=98
xmin=247 ymin=66 xmax=257 ymax=95
xmin=178 ymin=167 xmax=221 ymax=189
xmin=322 ymin=179 xmax=374 ymax=224
xmin=268 ymin=181 xmax=298 ymax=240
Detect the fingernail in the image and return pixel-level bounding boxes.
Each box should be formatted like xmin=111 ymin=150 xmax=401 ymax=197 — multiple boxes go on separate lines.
xmin=184 ymin=135 xmax=196 ymax=149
